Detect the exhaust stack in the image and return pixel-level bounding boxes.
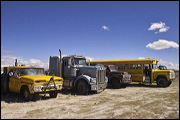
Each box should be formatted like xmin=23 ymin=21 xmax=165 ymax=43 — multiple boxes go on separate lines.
xmin=15 ymin=59 xmax=18 ymax=66
xmin=59 ymin=49 xmax=62 ymax=77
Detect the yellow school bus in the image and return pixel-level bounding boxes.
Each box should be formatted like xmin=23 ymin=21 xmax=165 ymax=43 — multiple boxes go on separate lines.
xmin=89 ymin=58 xmax=175 ymax=87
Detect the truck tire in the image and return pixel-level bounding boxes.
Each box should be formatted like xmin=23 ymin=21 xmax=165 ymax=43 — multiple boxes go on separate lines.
xmin=49 ymin=91 xmax=58 ymax=98
xmin=156 ymin=77 xmax=170 ymax=87
xmin=111 ymin=78 xmax=121 ymax=89
xmin=121 ymin=83 xmax=128 ymax=88
xmin=22 ymin=86 xmax=33 ymax=101
xmin=76 ymin=80 xmax=89 ymax=95
xmin=33 ymin=93 xmax=40 ymax=101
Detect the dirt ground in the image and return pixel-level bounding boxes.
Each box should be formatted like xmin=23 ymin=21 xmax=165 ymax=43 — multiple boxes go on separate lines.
xmin=1 ymin=71 xmax=179 ymax=119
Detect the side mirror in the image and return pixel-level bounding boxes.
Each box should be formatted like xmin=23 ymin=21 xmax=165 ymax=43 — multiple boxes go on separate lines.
xmin=86 ymin=59 xmax=90 ymax=66
xmin=9 ymin=72 xmax=14 ymax=76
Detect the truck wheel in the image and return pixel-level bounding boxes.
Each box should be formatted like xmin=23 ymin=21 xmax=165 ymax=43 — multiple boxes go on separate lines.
xmin=168 ymin=81 xmax=172 ymax=86
xmin=156 ymin=77 xmax=169 ymax=87
xmin=121 ymin=84 xmax=128 ymax=88
xmin=77 ymin=80 xmax=89 ymax=95
xmin=22 ymin=87 xmax=33 ymax=101
xmin=49 ymin=91 xmax=58 ymax=98
xmin=111 ymin=78 xmax=121 ymax=89
xmin=33 ymin=93 xmax=40 ymax=101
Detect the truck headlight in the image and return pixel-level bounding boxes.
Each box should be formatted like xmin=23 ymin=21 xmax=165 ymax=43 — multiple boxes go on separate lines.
xmin=90 ymin=78 xmax=97 ymax=84
xmin=170 ymin=72 xmax=175 ymax=79
xmin=33 ymin=85 xmax=42 ymax=91
xmin=56 ymin=84 xmax=62 ymax=89
xmin=105 ymin=76 xmax=108 ymax=83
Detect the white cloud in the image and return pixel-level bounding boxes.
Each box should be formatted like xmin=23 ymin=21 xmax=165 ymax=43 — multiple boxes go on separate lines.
xmin=136 ymin=57 xmax=179 ymax=70
xmin=148 ymin=22 xmax=165 ymax=30
xmin=1 ymin=55 xmax=95 ymax=70
xmin=138 ymin=57 xmax=145 ymax=59
xmin=158 ymin=27 xmax=169 ymax=32
xmin=146 ymin=39 xmax=179 ymax=50
xmin=102 ymin=25 xmax=110 ymax=31
xmin=158 ymin=59 xmax=179 ymax=70
xmin=148 ymin=22 xmax=170 ymax=34
xmin=1 ymin=55 xmax=49 ymax=70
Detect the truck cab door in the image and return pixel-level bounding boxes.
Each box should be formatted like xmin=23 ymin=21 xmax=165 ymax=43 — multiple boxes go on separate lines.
xmin=63 ymin=58 xmax=72 ymax=78
xmin=106 ymin=66 xmax=111 ymax=78
xmin=9 ymin=69 xmax=21 ymax=93
xmin=8 ymin=70 xmax=16 ymax=92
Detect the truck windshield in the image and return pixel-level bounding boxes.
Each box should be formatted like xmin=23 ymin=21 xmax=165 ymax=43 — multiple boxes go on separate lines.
xmin=109 ymin=66 xmax=117 ymax=71
xmin=74 ymin=58 xmax=87 ymax=65
xmin=152 ymin=64 xmax=158 ymax=69
xmin=158 ymin=65 xmax=167 ymax=70
xmin=20 ymin=68 xmax=45 ymax=76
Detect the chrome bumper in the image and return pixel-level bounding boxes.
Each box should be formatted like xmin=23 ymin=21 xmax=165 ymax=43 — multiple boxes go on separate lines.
xmin=122 ymin=78 xmax=132 ymax=84
xmin=91 ymin=83 xmax=107 ymax=92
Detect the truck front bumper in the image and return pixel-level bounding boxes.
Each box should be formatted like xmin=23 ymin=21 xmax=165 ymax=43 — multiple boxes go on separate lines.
xmin=122 ymin=78 xmax=132 ymax=84
xmin=170 ymin=78 xmax=175 ymax=82
xmin=91 ymin=83 xmax=108 ymax=92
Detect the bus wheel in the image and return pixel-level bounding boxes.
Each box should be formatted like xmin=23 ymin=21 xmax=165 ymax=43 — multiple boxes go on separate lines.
xmin=111 ymin=78 xmax=121 ymax=89
xmin=77 ymin=80 xmax=89 ymax=95
xmin=156 ymin=77 xmax=169 ymax=87
xmin=22 ymin=86 xmax=33 ymax=101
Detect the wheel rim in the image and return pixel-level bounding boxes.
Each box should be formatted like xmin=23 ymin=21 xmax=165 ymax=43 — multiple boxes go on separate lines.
xmin=24 ymin=90 xmax=29 ymax=99
xmin=158 ymin=79 xmax=166 ymax=86
xmin=49 ymin=91 xmax=57 ymax=98
xmin=78 ymin=83 xmax=85 ymax=92
xmin=23 ymin=88 xmax=33 ymax=100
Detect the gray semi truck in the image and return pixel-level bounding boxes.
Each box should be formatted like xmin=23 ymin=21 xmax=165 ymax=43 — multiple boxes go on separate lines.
xmin=49 ymin=49 xmax=108 ymax=95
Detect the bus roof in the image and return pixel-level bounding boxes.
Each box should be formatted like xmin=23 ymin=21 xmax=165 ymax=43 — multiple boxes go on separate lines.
xmin=89 ymin=58 xmax=158 ymax=64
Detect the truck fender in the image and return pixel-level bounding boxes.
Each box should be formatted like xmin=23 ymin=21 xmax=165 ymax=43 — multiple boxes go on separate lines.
xmin=20 ymin=84 xmax=34 ymax=94
xmin=109 ymin=76 xmax=120 ymax=82
xmin=74 ymin=75 xmax=91 ymax=87
xmin=155 ymin=75 xmax=167 ymax=82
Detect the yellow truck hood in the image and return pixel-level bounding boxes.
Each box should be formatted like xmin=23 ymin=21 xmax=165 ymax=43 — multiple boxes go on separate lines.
xmin=152 ymin=69 xmax=174 ymax=73
xmin=19 ymin=75 xmax=63 ymax=83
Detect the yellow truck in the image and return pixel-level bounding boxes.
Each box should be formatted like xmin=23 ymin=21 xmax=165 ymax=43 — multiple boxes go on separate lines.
xmin=1 ymin=59 xmax=64 ymax=101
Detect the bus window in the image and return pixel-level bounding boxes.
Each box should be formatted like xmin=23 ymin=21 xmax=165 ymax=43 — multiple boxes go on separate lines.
xmin=144 ymin=64 xmax=150 ymax=69
xmin=130 ymin=64 xmax=136 ymax=69
xmin=153 ymin=64 xmax=158 ymax=69
xmin=118 ymin=64 xmax=123 ymax=69
xmin=115 ymin=65 xmax=119 ymax=70
xmin=124 ymin=64 xmax=129 ymax=69
xmin=136 ymin=64 xmax=142 ymax=69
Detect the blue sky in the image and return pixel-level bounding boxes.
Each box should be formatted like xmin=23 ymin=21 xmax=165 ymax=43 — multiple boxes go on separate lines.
xmin=1 ymin=1 xmax=179 ymax=70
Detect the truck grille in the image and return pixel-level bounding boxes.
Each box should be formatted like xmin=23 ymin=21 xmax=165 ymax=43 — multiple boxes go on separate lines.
xmin=97 ymin=69 xmax=106 ymax=84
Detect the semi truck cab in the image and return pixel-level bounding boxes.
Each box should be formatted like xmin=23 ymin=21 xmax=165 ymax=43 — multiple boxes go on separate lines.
xmin=49 ymin=49 xmax=108 ymax=95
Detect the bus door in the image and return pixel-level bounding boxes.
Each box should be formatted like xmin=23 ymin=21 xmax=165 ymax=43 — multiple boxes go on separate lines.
xmin=143 ymin=64 xmax=151 ymax=83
